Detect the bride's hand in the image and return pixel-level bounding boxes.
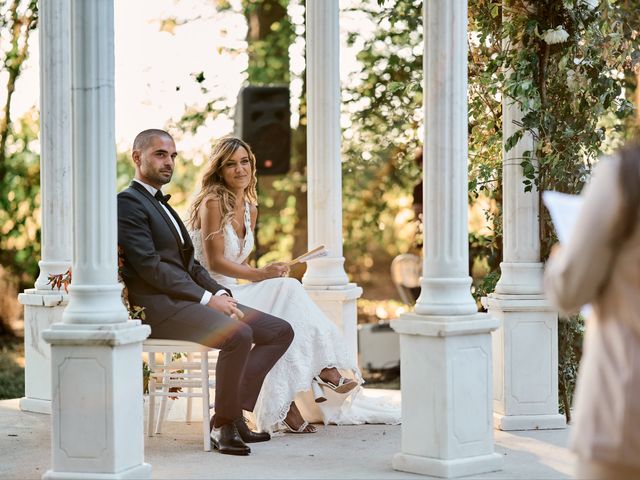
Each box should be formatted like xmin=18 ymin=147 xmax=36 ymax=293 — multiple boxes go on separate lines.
xmin=259 ymin=262 xmax=289 ymax=280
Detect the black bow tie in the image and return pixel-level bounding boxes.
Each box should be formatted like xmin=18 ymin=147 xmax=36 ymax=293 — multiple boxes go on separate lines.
xmin=154 ymin=191 xmax=171 ymax=204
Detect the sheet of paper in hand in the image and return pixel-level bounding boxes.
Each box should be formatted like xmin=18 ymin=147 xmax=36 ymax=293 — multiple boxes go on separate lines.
xmin=542 ymin=191 xmax=584 ymax=244
xmin=542 ymin=190 xmax=591 ymax=317
xmin=287 ymin=245 xmax=329 ymax=266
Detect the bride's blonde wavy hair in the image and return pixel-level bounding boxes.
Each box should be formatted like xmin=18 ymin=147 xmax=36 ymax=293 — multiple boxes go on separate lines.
xmin=188 ymin=136 xmax=258 ymax=232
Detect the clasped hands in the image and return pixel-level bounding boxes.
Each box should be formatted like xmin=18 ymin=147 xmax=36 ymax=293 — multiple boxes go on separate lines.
xmin=207 ymin=294 xmax=245 ymax=320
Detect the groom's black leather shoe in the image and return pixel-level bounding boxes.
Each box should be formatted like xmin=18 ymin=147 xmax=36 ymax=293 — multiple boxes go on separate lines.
xmin=234 ymin=417 xmax=271 ymax=443
xmin=210 ymin=423 xmax=251 ymax=456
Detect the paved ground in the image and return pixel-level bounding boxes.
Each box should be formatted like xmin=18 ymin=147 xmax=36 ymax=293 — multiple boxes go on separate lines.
xmin=0 ymin=398 xmax=573 ymax=479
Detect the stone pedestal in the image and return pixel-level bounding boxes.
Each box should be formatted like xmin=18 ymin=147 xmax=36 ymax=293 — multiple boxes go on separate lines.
xmin=486 ymin=294 xmax=566 ymax=430
xmin=17 ymin=290 xmax=68 ymax=414
xmin=42 ymin=322 xmax=151 ymax=479
xmin=392 ymin=314 xmax=502 ymax=478
xmin=305 ymin=283 xmax=362 ymax=367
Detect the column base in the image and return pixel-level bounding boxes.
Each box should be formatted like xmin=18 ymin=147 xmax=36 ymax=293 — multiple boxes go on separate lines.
xmin=43 ymin=463 xmax=151 ymax=480
xmin=494 ymin=412 xmax=566 ymax=431
xmin=19 ymin=397 xmax=51 ymax=414
xmin=494 ymin=262 xmax=544 ymax=295
xmin=393 ymin=452 xmax=502 ymax=478
xmin=414 ymin=277 xmax=478 ymax=316
xmin=34 ymin=260 xmax=72 ymax=292
xmin=302 ymin=257 xmax=349 ymax=286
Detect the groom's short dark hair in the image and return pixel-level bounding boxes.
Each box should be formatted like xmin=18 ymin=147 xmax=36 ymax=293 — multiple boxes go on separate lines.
xmin=133 ymin=129 xmax=173 ymax=152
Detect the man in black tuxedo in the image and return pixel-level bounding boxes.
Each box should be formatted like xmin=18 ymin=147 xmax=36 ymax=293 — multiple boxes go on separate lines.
xmin=118 ymin=129 xmax=294 ymax=456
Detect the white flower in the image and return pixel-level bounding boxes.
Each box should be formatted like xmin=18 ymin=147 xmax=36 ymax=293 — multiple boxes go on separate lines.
xmin=580 ymin=0 xmax=599 ymax=10
xmin=566 ymin=69 xmax=578 ymax=91
xmin=542 ymin=26 xmax=570 ymax=45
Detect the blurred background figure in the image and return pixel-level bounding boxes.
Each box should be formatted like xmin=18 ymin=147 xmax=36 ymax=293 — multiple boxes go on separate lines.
xmin=544 ymin=62 xmax=640 ymax=480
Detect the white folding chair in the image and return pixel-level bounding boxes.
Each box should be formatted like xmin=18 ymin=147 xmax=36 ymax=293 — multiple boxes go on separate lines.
xmin=390 ymin=253 xmax=422 ymax=305
xmin=143 ymin=339 xmax=218 ymax=451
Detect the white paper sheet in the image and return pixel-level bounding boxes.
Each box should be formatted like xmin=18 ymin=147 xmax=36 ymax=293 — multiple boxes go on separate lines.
xmin=542 ymin=190 xmax=592 ymax=318
xmin=542 ymin=191 xmax=584 ymax=244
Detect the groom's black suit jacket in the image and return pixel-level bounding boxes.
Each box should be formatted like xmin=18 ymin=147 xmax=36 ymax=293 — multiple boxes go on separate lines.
xmin=117 ymin=181 xmax=230 ymax=325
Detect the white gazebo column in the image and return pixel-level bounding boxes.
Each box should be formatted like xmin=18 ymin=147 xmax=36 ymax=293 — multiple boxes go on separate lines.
xmin=41 ymin=1 xmax=151 ymax=478
xmin=391 ymin=1 xmax=501 ymax=477
xmin=302 ymin=0 xmax=361 ymax=366
xmin=485 ymin=25 xmax=565 ymax=429
xmin=17 ymin=0 xmax=73 ymax=415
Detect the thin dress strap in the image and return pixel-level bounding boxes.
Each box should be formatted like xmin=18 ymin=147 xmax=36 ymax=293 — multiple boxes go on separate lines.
xmin=244 ymin=202 xmax=251 ymax=230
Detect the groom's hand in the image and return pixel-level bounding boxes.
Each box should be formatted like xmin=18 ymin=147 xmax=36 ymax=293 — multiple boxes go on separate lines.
xmin=207 ymin=294 xmax=239 ymax=316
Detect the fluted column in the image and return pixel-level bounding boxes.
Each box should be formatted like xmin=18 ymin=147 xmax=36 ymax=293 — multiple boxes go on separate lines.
xmin=494 ymin=98 xmax=543 ymax=294
xmin=34 ymin=0 xmax=72 ymax=292
xmin=61 ymin=0 xmax=127 ymax=324
xmin=42 ymin=1 xmax=151 ymax=478
xmin=18 ymin=0 xmax=73 ymax=415
xmin=303 ymin=0 xmax=347 ymax=286
xmin=485 ymin=3 xmax=565 ymax=431
xmin=391 ymin=1 xmax=501 ymax=477
xmin=302 ymin=0 xmax=361 ymax=366
xmin=413 ymin=0 xmax=477 ymax=316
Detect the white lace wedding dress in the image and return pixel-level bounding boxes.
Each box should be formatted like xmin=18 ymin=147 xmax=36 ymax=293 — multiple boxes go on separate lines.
xmin=190 ymin=203 xmax=401 ymax=432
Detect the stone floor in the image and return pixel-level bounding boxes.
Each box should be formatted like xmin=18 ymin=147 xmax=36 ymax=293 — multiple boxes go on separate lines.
xmin=0 ymin=398 xmax=573 ymax=479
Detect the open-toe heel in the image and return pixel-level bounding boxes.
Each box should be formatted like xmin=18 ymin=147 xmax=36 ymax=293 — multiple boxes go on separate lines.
xmin=282 ymin=419 xmax=317 ymax=434
xmin=313 ymin=375 xmax=358 ymax=395
xmin=311 ymin=379 xmax=327 ymax=403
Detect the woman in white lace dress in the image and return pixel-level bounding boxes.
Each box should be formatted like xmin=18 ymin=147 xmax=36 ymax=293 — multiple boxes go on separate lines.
xmin=187 ymin=136 xmax=367 ymax=434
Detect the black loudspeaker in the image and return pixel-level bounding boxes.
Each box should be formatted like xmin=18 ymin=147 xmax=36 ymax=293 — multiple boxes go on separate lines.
xmin=236 ymin=86 xmax=290 ymax=175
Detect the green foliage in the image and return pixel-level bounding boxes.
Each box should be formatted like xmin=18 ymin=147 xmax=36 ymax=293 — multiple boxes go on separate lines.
xmin=242 ymin=0 xmax=293 ymax=85
xmin=0 ymin=335 xmax=24 ymax=400
xmin=341 ymin=1 xmax=424 ymax=281
xmin=0 ymin=0 xmax=39 ymax=293
xmin=558 ymin=314 xmax=584 ymax=420
xmin=0 ymin=111 xmax=41 ymax=289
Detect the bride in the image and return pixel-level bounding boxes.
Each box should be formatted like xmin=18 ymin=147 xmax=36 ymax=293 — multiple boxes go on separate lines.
xmin=188 ymin=136 xmax=367 ymax=434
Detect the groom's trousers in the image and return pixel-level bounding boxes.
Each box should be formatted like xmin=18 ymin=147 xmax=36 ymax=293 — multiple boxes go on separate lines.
xmin=149 ymin=302 xmax=294 ymax=428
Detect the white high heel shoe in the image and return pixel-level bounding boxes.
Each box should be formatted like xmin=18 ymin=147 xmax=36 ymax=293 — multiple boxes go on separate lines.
xmin=313 ymin=375 xmax=358 ymax=399
xmin=311 ymin=379 xmax=327 ymax=403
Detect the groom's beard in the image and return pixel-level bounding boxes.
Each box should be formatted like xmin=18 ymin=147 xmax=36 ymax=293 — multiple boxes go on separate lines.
xmin=156 ymin=169 xmax=173 ymax=184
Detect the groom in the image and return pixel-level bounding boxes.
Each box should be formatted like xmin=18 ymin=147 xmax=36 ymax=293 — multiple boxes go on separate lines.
xmin=118 ymin=129 xmax=294 ymax=456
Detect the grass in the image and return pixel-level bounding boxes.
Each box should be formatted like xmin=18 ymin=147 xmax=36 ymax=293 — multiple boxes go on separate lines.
xmin=0 ymin=334 xmax=24 ymax=400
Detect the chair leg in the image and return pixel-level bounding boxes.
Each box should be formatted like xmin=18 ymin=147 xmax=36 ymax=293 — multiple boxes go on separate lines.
xmin=186 ymin=352 xmax=193 ymax=424
xmin=201 ymin=351 xmax=211 ymax=452
xmin=147 ymin=352 xmax=156 ymax=437
xmin=155 ymin=352 xmax=170 ymax=435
